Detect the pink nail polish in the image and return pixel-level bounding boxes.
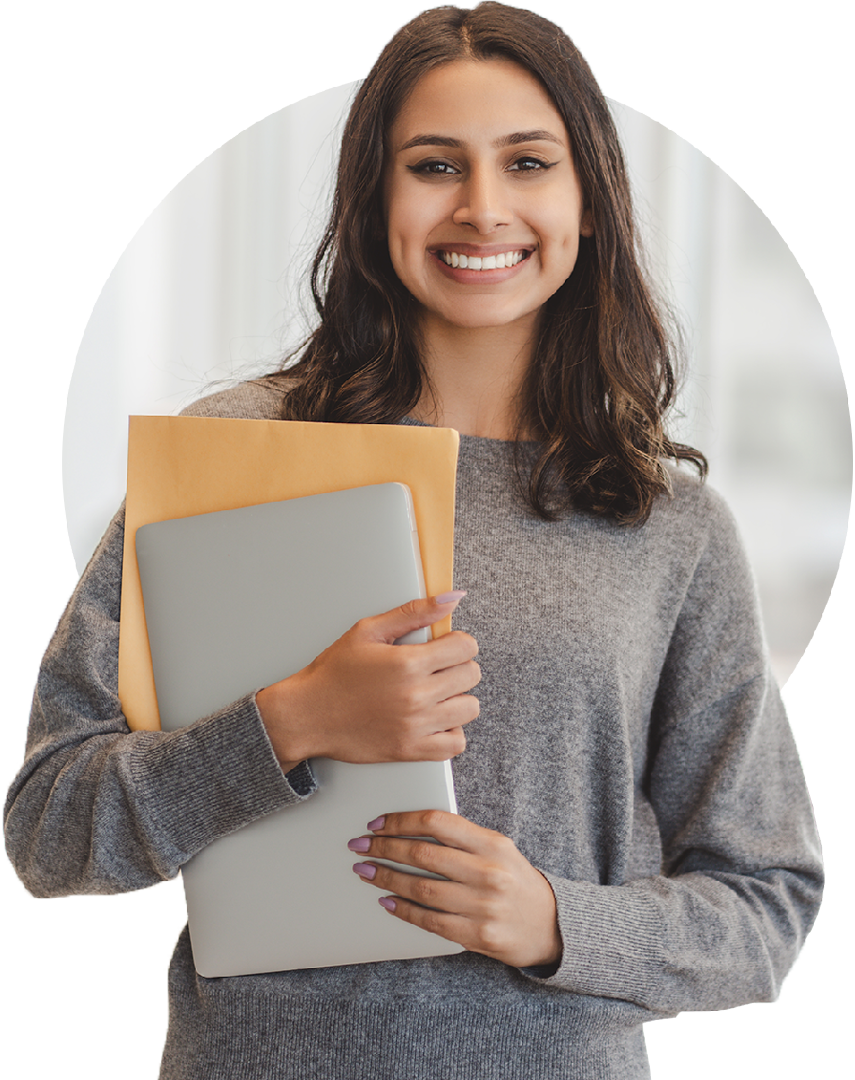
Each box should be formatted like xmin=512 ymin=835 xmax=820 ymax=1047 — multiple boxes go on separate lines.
xmin=366 ymin=816 xmax=385 ymax=832
xmin=352 ymin=863 xmax=376 ymax=880
xmin=435 ymin=590 xmax=466 ymax=605
xmin=379 ymin=897 xmax=396 ymax=912
xmin=347 ymin=837 xmax=371 ymax=853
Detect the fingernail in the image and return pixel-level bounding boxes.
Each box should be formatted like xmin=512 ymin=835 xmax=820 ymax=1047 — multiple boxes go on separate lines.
xmin=379 ymin=897 xmax=397 ymax=912
xmin=352 ymin=863 xmax=376 ymax=880
xmin=435 ymin=590 xmax=467 ymax=605
xmin=433 ymin=591 xmax=468 ymax=609
xmin=347 ymin=837 xmax=371 ymax=853
xmin=366 ymin=816 xmax=385 ymax=831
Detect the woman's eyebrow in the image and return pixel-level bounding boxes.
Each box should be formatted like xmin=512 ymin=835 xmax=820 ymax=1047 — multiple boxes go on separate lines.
xmin=495 ymin=129 xmax=564 ymax=148
xmin=398 ymin=129 xmax=565 ymax=152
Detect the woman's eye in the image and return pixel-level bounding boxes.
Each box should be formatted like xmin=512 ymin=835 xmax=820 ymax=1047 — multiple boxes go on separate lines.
xmin=508 ymin=157 xmax=552 ymax=173
xmin=409 ymin=160 xmax=458 ymax=176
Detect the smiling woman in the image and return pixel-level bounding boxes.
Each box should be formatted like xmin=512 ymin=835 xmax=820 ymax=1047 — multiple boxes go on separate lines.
xmin=281 ymin=6 xmax=708 ymax=523
xmin=4 ymin=4 xmax=824 ymax=1080
xmin=385 ymin=59 xmax=592 ymax=438
xmin=384 ymin=59 xmax=593 ymax=347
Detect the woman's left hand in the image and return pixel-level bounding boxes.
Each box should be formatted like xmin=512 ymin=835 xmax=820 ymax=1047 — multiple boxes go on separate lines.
xmin=347 ymin=809 xmax=563 ymax=970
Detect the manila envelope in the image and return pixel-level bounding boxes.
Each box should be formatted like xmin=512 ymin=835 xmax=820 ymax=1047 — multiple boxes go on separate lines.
xmin=119 ymin=415 xmax=460 ymax=732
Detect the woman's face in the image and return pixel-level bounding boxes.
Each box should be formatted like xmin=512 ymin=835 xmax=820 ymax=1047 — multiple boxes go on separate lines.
xmin=384 ymin=58 xmax=593 ymax=336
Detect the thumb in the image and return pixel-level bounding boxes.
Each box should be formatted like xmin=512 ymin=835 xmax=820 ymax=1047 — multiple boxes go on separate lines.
xmin=362 ymin=590 xmax=467 ymax=644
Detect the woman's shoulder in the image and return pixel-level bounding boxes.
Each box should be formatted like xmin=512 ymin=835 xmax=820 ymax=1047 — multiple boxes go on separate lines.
xmin=661 ymin=464 xmax=734 ymax=525
xmin=660 ymin=464 xmax=729 ymax=514
xmin=651 ymin=464 xmax=749 ymax=573
xmin=179 ymin=375 xmax=294 ymax=422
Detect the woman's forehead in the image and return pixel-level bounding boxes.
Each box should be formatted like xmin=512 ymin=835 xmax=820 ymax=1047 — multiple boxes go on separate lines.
xmin=389 ymin=58 xmax=568 ymax=151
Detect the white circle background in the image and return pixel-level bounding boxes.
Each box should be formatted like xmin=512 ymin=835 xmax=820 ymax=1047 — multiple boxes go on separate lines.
xmin=1 ymin=3 xmax=851 ymax=1078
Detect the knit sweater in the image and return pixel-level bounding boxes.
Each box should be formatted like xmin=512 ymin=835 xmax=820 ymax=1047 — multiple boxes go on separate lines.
xmin=5 ymin=380 xmax=822 ymax=1080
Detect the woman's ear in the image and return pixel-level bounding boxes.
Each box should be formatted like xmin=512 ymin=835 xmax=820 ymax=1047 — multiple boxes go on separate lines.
xmin=580 ymin=209 xmax=594 ymax=237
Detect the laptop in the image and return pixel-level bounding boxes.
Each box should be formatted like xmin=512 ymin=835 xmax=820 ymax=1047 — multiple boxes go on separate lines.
xmin=135 ymin=482 xmax=463 ymax=976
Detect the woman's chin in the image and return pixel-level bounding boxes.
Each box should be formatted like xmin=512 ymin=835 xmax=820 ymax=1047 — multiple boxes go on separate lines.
xmin=419 ymin=302 xmax=541 ymax=336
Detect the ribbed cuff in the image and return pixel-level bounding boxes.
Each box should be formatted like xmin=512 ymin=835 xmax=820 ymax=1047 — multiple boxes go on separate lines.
xmin=524 ymin=874 xmax=666 ymax=1006
xmin=130 ymin=692 xmax=318 ymax=865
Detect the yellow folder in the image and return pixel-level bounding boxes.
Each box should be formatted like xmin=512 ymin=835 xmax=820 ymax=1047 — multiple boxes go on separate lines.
xmin=119 ymin=415 xmax=460 ymax=732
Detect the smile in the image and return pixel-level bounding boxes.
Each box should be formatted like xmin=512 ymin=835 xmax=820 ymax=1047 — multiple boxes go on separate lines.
xmin=437 ymin=250 xmax=529 ymax=270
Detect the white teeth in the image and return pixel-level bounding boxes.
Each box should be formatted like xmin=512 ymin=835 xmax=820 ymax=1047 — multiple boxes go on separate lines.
xmin=438 ymin=250 xmax=525 ymax=270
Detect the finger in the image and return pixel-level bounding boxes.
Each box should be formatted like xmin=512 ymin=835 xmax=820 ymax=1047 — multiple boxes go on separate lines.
xmin=412 ymin=727 xmax=467 ymax=760
xmin=428 ymin=693 xmax=479 ymax=733
xmin=353 ymin=859 xmax=472 ymax=910
xmin=366 ymin=809 xmax=493 ymax=854
xmin=416 ymin=630 xmax=480 ymax=671
xmin=386 ymin=630 xmax=481 ymax=691
xmin=349 ymin=834 xmax=468 ymax=880
xmin=429 ymin=658 xmax=481 ymax=700
xmin=404 ymin=701 xmax=476 ymax=759
xmin=358 ymin=592 xmax=466 ymax=645
xmin=376 ymin=894 xmax=476 ymax=952
xmin=391 ymin=632 xmax=479 ymax=683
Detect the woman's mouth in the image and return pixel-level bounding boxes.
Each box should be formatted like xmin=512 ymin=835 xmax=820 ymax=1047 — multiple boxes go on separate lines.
xmin=436 ymin=249 xmax=529 ymax=270
xmin=431 ymin=247 xmax=534 ymax=282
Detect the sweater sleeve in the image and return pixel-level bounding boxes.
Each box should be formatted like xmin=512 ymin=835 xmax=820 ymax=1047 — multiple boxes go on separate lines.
xmin=4 ymin=503 xmax=318 ymax=898
xmin=524 ymin=488 xmax=823 ymax=1015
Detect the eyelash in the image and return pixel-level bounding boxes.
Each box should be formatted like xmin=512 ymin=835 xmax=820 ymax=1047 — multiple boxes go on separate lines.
xmin=408 ymin=156 xmax=554 ymax=177
xmin=508 ymin=156 xmax=553 ymax=172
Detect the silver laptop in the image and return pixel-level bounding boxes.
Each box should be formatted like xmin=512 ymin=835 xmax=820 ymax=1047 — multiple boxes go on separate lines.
xmin=135 ymin=483 xmax=462 ymax=976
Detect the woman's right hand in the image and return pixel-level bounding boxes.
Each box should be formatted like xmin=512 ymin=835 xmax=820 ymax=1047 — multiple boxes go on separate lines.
xmin=255 ymin=592 xmax=480 ymax=771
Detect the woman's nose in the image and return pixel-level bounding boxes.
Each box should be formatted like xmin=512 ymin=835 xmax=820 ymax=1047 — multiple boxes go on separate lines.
xmin=451 ymin=167 xmax=512 ymax=233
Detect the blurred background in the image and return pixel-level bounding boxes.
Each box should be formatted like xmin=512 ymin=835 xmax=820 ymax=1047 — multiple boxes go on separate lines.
xmin=63 ymin=83 xmax=851 ymax=686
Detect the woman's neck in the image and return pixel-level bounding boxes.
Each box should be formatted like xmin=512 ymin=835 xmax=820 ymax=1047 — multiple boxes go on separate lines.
xmin=412 ymin=313 xmax=537 ymax=440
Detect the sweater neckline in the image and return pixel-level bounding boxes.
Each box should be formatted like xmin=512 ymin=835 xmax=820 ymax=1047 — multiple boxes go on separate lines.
xmin=397 ymin=414 xmax=540 ymax=449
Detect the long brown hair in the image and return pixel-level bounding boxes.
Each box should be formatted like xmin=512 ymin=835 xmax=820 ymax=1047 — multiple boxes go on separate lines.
xmin=270 ymin=2 xmax=706 ymax=523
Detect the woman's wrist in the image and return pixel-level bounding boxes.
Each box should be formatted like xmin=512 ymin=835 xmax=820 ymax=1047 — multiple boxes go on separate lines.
xmin=529 ymin=872 xmax=563 ymax=969
xmin=255 ymin=676 xmax=315 ymax=772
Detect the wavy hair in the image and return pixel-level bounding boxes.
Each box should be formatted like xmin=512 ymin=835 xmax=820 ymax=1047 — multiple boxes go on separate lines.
xmin=269 ymin=2 xmax=706 ymax=523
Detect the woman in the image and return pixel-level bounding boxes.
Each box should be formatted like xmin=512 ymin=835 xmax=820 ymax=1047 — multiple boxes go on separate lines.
xmin=4 ymin=4 xmax=822 ymax=1078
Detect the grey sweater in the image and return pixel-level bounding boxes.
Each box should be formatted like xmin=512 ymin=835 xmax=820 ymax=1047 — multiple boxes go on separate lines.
xmin=5 ymin=381 xmax=822 ymax=1079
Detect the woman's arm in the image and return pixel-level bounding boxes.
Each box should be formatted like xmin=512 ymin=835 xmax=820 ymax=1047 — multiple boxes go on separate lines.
xmin=350 ymin=678 xmax=821 ymax=1016
xmin=256 ymin=594 xmax=479 ymax=769
xmin=4 ymin=505 xmax=315 ymax=897
xmin=534 ymin=665 xmax=822 ymax=1014
xmin=345 ymin=489 xmax=823 ymax=1015
xmin=5 ymin=504 xmax=481 ymax=899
